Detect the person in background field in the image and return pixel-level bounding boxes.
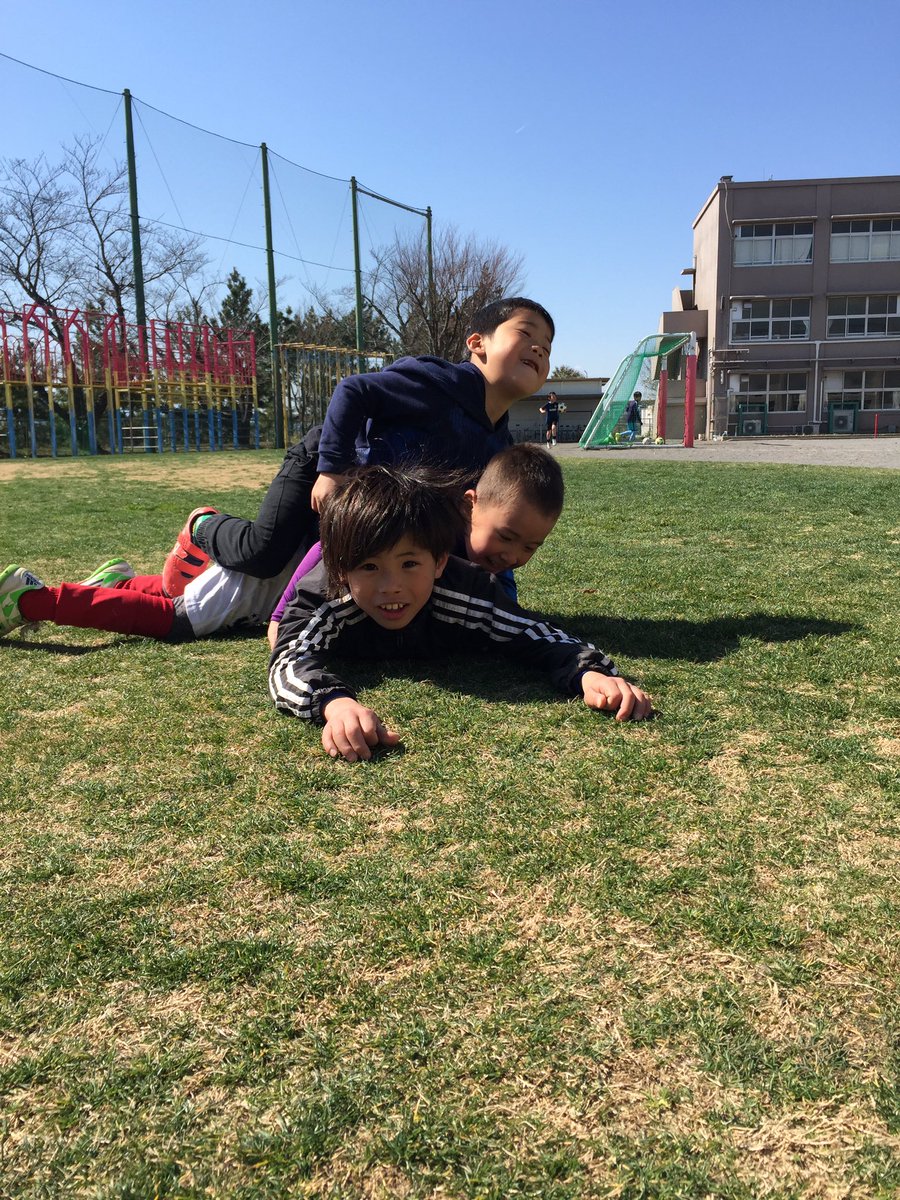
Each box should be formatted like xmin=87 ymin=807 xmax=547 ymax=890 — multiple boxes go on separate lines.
xmin=161 ymin=297 xmax=555 ymax=597
xmin=626 ymin=392 xmax=643 ymax=438
xmin=539 ymin=390 xmax=566 ymax=446
xmin=269 ymin=464 xmax=652 ymax=763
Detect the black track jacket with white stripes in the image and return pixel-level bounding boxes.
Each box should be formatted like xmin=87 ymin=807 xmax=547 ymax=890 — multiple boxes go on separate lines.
xmin=269 ymin=556 xmax=618 ymax=724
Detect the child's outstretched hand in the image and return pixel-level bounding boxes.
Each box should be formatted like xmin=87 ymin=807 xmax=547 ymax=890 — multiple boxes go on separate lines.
xmin=581 ymin=671 xmax=652 ymax=721
xmin=321 ymin=695 xmax=400 ymax=762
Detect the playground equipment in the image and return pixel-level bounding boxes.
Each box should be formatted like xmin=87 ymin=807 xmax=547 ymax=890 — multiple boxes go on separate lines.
xmin=579 ymin=333 xmax=693 ymax=448
xmin=0 ymin=303 xmax=257 ymax=458
xmin=278 ymin=343 xmax=393 ymax=445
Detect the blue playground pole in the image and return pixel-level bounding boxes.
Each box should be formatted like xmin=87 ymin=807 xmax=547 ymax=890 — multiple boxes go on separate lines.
xmin=231 ymin=406 xmax=238 ymax=449
xmin=182 ymin=408 xmax=189 ymax=451
xmin=3 ymin=405 xmax=16 ymax=459
xmin=47 ymin=405 xmax=57 ymax=457
xmin=106 ymin=405 xmax=116 ymax=454
xmin=155 ymin=407 xmax=164 ymax=453
xmin=194 ymin=408 xmax=201 ymax=451
xmin=216 ymin=408 xmax=223 ymax=450
xmin=87 ymin=411 xmax=97 ymax=455
xmin=116 ymin=408 xmax=123 ymax=454
xmin=169 ymin=407 xmax=176 ymax=451
xmin=207 ymin=406 xmax=215 ymax=450
xmin=68 ymin=404 xmax=78 ymax=457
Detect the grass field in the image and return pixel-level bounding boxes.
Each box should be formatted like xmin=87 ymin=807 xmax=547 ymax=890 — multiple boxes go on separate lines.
xmin=1 ymin=453 xmax=898 ymax=1199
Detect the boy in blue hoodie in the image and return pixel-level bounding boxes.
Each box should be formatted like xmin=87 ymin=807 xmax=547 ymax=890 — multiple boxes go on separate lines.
xmin=162 ymin=298 xmax=554 ymax=596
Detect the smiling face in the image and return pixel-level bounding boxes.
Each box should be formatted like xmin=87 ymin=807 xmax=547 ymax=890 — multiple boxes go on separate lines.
xmin=466 ymin=307 xmax=553 ymax=401
xmin=465 ymin=491 xmax=559 ymax=573
xmin=345 ymin=540 xmax=448 ymax=630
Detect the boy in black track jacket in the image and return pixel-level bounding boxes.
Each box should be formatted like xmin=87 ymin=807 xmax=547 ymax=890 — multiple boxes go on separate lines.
xmin=269 ymin=464 xmax=652 ymax=762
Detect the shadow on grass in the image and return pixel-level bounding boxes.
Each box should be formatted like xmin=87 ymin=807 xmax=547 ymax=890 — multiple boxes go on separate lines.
xmin=0 ymin=637 xmax=112 ymax=657
xmin=551 ymin=612 xmax=858 ymax=663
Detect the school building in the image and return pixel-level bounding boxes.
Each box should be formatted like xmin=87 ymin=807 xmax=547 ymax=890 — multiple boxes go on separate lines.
xmin=656 ymin=175 xmax=900 ymax=438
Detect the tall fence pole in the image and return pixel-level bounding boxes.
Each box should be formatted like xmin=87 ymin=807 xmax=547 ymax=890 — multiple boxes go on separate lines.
xmin=350 ymin=177 xmax=364 ymax=359
xmin=123 ymin=89 xmax=147 ymax=331
xmin=426 ymin=205 xmax=435 ymax=354
xmin=260 ymin=143 xmax=283 ymax=449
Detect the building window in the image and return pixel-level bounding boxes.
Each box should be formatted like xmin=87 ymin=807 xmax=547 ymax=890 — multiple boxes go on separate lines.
xmin=731 ymin=298 xmax=810 ymax=342
xmin=828 ymin=369 xmax=900 ymax=410
xmin=831 ymin=218 xmax=900 ymax=262
xmin=826 ymin=295 xmax=900 ymax=338
xmin=734 ymin=222 xmax=813 ymax=266
xmin=732 ymin=372 xmax=808 ymax=413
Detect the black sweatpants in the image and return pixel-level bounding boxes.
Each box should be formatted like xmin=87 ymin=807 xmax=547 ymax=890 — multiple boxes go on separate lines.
xmin=193 ymin=425 xmax=322 ymax=578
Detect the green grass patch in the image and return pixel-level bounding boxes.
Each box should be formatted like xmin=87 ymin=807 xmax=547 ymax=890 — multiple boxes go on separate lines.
xmin=1 ymin=453 xmax=898 ymax=1197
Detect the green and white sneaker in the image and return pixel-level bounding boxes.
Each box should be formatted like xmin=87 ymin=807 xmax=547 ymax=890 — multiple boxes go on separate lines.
xmin=79 ymin=559 xmax=135 ymax=588
xmin=0 ymin=564 xmax=44 ymax=634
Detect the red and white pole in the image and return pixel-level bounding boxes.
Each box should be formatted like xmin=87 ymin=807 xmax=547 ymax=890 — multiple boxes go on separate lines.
xmin=683 ymin=333 xmax=697 ymax=448
xmin=657 ymin=361 xmax=668 ymax=441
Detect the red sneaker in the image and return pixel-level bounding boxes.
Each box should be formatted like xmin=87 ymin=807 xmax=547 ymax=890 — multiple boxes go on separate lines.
xmin=161 ymin=506 xmax=218 ymax=597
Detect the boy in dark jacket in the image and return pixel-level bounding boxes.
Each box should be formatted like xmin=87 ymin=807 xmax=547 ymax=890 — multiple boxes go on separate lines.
xmin=162 ymin=297 xmax=554 ymax=595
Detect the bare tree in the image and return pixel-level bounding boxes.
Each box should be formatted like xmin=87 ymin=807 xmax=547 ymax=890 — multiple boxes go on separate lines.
xmin=365 ymin=225 xmax=523 ymax=359
xmin=63 ymin=136 xmax=208 ymax=325
xmin=0 ymin=155 xmax=81 ymax=335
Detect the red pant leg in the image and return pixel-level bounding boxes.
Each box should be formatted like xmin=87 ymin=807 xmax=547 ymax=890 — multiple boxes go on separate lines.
xmin=20 ymin=582 xmax=175 ymax=639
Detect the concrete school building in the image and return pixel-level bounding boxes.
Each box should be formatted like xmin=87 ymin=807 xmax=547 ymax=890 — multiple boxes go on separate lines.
xmin=508 ymin=379 xmax=610 ymax=444
xmin=657 ymin=175 xmax=900 ymax=439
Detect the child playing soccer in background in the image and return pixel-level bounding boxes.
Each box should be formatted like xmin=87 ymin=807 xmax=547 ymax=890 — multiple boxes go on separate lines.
xmin=270 ymin=464 xmax=652 ymax=763
xmin=162 ymin=297 xmax=555 ymax=596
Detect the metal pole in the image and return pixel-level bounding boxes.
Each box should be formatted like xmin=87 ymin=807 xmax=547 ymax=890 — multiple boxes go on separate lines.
xmin=260 ymin=143 xmax=283 ymax=448
xmin=657 ymin=363 xmax=668 ymax=441
xmin=350 ymin=177 xmax=364 ymax=358
xmin=123 ymin=90 xmax=147 ymax=330
xmin=426 ymin=205 xmax=435 ymax=354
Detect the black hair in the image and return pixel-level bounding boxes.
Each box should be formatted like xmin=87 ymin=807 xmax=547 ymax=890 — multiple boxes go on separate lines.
xmin=320 ymin=464 xmax=468 ymax=595
xmin=476 ymin=443 xmax=564 ymax=518
xmin=465 ymin=297 xmax=555 ymax=347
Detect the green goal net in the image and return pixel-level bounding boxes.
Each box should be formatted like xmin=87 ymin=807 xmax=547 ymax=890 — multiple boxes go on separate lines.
xmin=579 ymin=333 xmax=691 ymax=447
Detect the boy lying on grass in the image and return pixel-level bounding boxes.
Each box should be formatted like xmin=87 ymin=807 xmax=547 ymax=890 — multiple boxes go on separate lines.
xmin=269 ymin=464 xmax=652 ymax=763
xmin=0 ymin=446 xmax=563 ymax=646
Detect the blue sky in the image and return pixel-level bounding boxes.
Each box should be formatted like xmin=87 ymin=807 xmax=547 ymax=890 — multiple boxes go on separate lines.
xmin=2 ymin=0 xmax=899 ymax=376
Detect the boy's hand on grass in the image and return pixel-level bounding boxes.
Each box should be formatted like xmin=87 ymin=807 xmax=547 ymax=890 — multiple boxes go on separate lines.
xmin=581 ymin=672 xmax=652 ymax=721
xmin=311 ymin=472 xmax=346 ymax=513
xmin=321 ymin=696 xmax=400 ymax=762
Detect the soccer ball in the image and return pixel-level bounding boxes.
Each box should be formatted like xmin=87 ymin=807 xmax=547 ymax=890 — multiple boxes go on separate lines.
xmin=558 ymin=402 xmax=568 ymax=413
xmin=642 ymin=436 xmax=651 ymax=444
xmin=655 ymin=437 xmax=664 ymax=445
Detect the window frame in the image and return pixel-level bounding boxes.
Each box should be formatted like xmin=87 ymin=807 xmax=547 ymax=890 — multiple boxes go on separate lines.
xmin=830 ymin=217 xmax=900 ymax=263
xmin=826 ymin=294 xmax=900 ymax=339
xmin=733 ymin=221 xmax=814 ymax=267
xmin=730 ymin=297 xmax=811 ymax=343
xmin=826 ymin=368 xmax=900 ymax=411
xmin=731 ymin=371 xmax=809 ymax=414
